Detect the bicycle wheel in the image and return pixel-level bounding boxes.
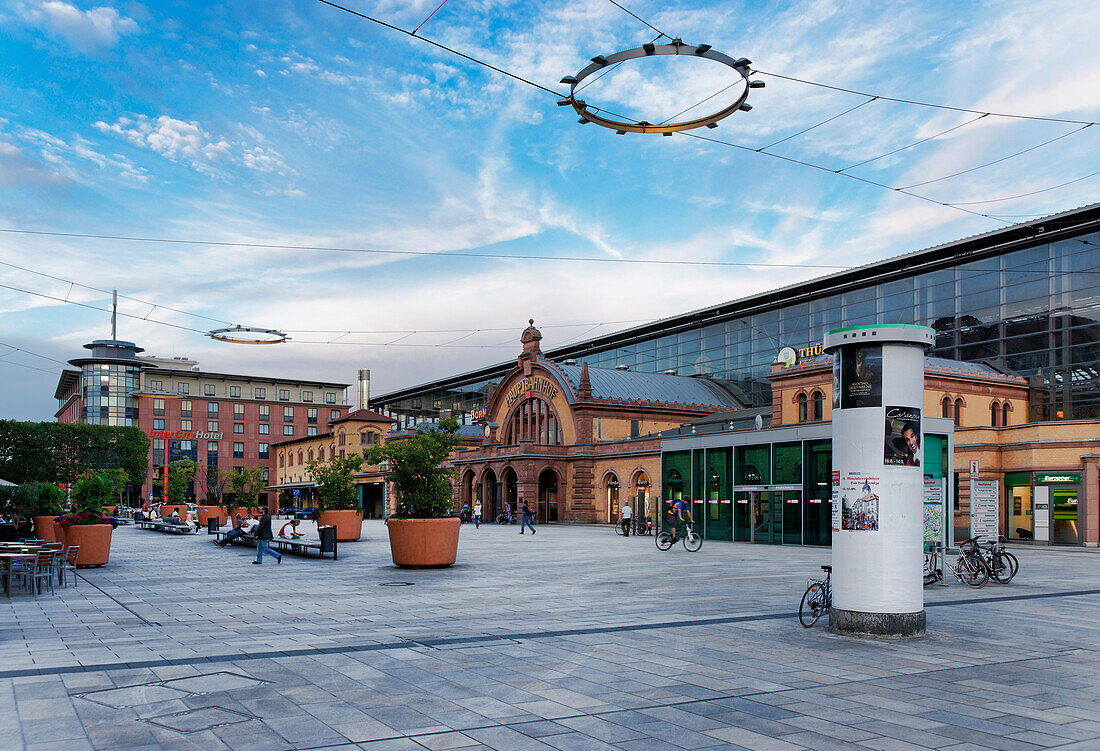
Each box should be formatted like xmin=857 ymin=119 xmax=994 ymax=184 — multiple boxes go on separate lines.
xmin=614 ymin=522 xmax=625 ymax=536
xmin=799 ymin=582 xmax=826 ymax=628
xmin=958 ymin=553 xmax=989 ymax=588
xmin=992 ymin=551 xmax=1018 ymax=583
xmin=655 ymin=531 xmax=673 ymax=550
xmin=683 ymin=531 xmax=702 ymax=552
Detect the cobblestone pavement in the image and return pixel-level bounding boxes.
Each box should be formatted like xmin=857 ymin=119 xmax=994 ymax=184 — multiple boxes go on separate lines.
xmin=2 ymin=521 xmax=1099 ymax=750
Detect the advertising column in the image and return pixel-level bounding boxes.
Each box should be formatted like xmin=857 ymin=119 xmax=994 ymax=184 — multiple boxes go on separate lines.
xmin=824 ymin=324 xmax=934 ymax=637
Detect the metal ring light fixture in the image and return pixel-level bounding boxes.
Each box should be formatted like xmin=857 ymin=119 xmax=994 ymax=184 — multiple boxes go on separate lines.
xmin=559 ymin=39 xmax=763 ymax=134
xmin=207 ymin=325 xmax=290 ymax=345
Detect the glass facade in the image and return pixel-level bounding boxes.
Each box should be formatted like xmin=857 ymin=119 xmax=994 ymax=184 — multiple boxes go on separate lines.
xmin=81 ymin=362 xmax=140 ymax=425
xmin=375 ymin=226 xmax=1100 ymax=426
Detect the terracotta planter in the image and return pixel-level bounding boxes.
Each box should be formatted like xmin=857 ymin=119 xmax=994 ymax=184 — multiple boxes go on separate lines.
xmin=160 ymin=504 xmax=187 ymax=519
xmin=33 ymin=516 xmax=57 ymax=542
xmin=103 ymin=506 xmax=117 ymax=517
xmin=386 ymin=518 xmax=460 ymax=568
xmin=318 ymin=510 xmax=363 ymax=542
xmin=65 ymin=524 xmax=113 ymax=567
xmin=197 ymin=506 xmax=226 ymax=526
xmin=54 ymin=520 xmax=67 ymax=547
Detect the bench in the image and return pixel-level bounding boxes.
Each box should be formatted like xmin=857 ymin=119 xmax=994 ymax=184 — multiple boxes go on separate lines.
xmin=136 ymin=519 xmax=198 ymax=535
xmin=213 ymin=532 xmax=336 ymax=560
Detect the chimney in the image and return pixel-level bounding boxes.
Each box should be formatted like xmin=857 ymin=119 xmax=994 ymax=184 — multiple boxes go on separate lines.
xmin=358 ymin=368 xmax=371 ymax=410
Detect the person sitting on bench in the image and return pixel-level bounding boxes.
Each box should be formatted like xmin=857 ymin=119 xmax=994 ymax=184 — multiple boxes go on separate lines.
xmin=216 ymin=515 xmax=254 ymax=547
xmin=278 ymin=519 xmax=302 ymax=538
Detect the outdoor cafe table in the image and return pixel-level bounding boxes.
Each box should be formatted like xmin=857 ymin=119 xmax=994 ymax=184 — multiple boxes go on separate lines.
xmin=0 ymin=552 xmax=36 ymax=597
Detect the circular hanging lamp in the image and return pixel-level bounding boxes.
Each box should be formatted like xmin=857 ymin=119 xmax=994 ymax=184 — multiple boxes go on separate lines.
xmin=207 ymin=325 xmax=290 ymax=345
xmin=559 ymin=39 xmax=763 ymax=134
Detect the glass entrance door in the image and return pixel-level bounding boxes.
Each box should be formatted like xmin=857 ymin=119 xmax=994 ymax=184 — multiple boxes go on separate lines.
xmin=752 ymin=492 xmax=781 ymax=544
xmin=782 ymin=491 xmax=802 ymax=545
xmin=734 ymin=492 xmax=751 ymax=542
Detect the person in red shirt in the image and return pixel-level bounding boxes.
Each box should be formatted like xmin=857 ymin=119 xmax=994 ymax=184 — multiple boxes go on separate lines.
xmin=279 ymin=518 xmax=302 ymax=538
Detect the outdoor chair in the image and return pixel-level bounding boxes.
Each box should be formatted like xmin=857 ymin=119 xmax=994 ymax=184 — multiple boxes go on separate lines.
xmin=61 ymin=545 xmax=79 ymax=588
xmin=29 ymin=550 xmax=57 ymax=597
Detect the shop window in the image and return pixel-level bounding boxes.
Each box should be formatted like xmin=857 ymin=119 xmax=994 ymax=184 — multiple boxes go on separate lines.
xmin=606 ymin=474 xmax=619 ymax=522
xmin=797 ymin=393 xmax=807 ymax=423
xmin=259 ymin=423 xmax=269 ymax=435
xmin=204 ymin=384 xmax=216 ymax=396
xmin=811 ymin=390 xmax=824 ymax=421
xmin=954 ymin=398 xmax=964 ymax=426
xmin=153 ymin=398 xmax=165 ymax=416
xmin=180 ymin=400 xmax=192 ymax=417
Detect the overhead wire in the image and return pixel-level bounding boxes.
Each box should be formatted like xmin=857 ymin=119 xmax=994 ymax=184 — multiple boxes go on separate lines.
xmin=756 ymin=96 xmax=877 ymax=152
xmin=411 ymin=0 xmax=450 ymax=35
xmin=0 ymin=340 xmax=69 ymax=366
xmin=837 ymin=113 xmax=990 ymax=172
xmin=603 ymin=0 xmax=671 ymax=40
xmin=945 ymin=170 xmax=1100 ymax=206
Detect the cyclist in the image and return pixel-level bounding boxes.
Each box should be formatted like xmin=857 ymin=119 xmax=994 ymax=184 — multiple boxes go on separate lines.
xmin=667 ymin=498 xmax=693 ymax=543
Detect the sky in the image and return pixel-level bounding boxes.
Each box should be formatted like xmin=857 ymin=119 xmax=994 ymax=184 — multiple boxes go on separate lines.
xmin=1 ymin=0 xmax=1099 ymax=420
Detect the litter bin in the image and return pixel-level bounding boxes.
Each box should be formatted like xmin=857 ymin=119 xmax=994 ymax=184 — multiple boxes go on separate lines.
xmin=207 ymin=517 xmax=219 ymax=534
xmin=319 ymin=525 xmax=337 ymax=559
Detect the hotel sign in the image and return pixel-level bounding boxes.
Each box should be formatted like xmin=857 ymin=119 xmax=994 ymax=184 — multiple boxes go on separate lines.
xmin=148 ymin=429 xmax=223 ymax=440
xmin=504 ymin=376 xmax=558 ymax=406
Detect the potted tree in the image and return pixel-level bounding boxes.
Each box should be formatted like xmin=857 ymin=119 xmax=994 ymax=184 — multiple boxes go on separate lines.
xmin=306 ymin=453 xmax=364 ymax=541
xmin=198 ymin=464 xmax=228 ymax=527
xmin=15 ymin=482 xmax=66 ymax=542
xmin=227 ymin=466 xmax=267 ymax=519
xmin=367 ymin=418 xmax=462 ymax=568
xmin=60 ymin=470 xmax=115 ymax=566
xmin=101 ymin=468 xmax=129 ymax=517
xmin=161 ymin=458 xmax=197 ymax=520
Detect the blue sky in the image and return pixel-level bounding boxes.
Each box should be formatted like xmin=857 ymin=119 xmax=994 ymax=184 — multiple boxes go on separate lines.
xmin=1 ymin=0 xmax=1099 ymax=420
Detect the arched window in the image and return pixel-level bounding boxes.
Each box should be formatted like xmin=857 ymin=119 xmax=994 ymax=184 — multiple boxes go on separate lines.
xmin=1002 ymin=403 xmax=1011 ymax=426
xmin=797 ymin=393 xmax=807 ymax=423
xmin=308 ymin=449 xmax=314 ymax=461
xmin=811 ymin=390 xmax=824 ymax=422
xmin=990 ymin=401 xmax=1000 ymax=426
xmin=288 ymin=452 xmax=293 ymax=467
xmin=297 ymin=449 xmax=303 ymax=465
xmin=666 ymin=468 xmax=684 ymax=501
xmin=279 ymin=452 xmax=285 ymax=467
xmin=503 ymin=396 xmax=563 ymax=445
xmin=606 ymin=473 xmax=619 ymax=521
xmin=319 ymin=447 xmax=325 ymax=460
xmin=954 ymin=398 xmax=964 ymax=427
xmin=941 ymin=396 xmax=951 ymax=419
xmin=338 ymin=431 xmax=346 ymax=446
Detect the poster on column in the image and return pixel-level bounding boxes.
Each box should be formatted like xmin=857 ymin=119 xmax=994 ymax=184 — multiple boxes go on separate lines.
xmin=840 ymin=471 xmax=880 ymax=531
xmin=884 ymin=406 xmax=922 ymax=466
xmin=840 ymin=344 xmax=882 ymax=408
xmin=830 ymin=470 xmax=840 ymax=531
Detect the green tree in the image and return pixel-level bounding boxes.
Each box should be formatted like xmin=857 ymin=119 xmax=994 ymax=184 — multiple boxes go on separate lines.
xmin=228 ymin=466 xmax=267 ymax=507
xmin=202 ymin=464 xmax=228 ymax=504
xmin=9 ymin=482 xmax=65 ymax=518
xmin=306 ymin=453 xmax=364 ymax=511
xmin=65 ymin=470 xmax=114 ymax=526
xmin=0 ymin=421 xmax=149 ymax=487
xmin=165 ymin=458 xmax=198 ymax=504
xmin=103 ymin=468 xmax=129 ymax=504
xmin=366 ymin=418 xmax=461 ymax=519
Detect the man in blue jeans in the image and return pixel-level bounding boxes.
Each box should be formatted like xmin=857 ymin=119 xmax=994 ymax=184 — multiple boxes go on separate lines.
xmin=253 ymin=511 xmax=282 ymax=565
xmin=519 ymin=502 xmax=536 ymax=534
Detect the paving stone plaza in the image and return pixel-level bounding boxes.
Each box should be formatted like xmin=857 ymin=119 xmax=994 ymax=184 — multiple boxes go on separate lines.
xmin=2 ymin=521 xmax=1099 ymax=751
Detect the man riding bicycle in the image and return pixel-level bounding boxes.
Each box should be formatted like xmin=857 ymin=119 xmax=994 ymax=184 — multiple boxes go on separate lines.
xmin=667 ymin=499 xmax=693 ymax=543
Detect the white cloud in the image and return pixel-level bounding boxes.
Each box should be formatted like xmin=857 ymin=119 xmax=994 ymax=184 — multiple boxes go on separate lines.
xmin=20 ymin=0 xmax=138 ymax=54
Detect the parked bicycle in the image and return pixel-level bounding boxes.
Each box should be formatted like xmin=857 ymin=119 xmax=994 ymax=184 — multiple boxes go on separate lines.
xmin=633 ymin=516 xmax=652 ymax=536
xmin=655 ymin=522 xmax=702 ymax=552
xmin=949 ymin=537 xmax=990 ymax=587
xmin=980 ymin=535 xmax=1019 ymax=583
xmin=799 ymin=565 xmax=832 ymax=628
xmin=495 ymin=511 xmax=513 ymax=525
xmin=923 ymin=549 xmax=943 ymax=586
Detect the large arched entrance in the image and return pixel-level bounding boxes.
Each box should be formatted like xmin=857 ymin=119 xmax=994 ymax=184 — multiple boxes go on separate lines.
xmin=632 ymin=470 xmax=651 ymax=521
xmin=605 ymin=472 xmax=620 ymax=523
xmin=538 ymin=468 xmax=559 ymax=523
xmin=480 ymin=468 xmax=498 ymax=519
xmin=460 ymin=470 xmax=476 ymax=513
xmin=501 ymin=467 xmax=518 ymax=520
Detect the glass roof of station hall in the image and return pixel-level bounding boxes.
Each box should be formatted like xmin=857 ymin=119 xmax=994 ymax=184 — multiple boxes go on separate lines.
xmin=542 ymin=361 xmax=742 ymax=409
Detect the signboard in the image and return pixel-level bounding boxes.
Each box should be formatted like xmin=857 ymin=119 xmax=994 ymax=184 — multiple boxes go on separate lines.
xmin=1035 ymin=473 xmax=1080 ymax=485
xmin=293 ymin=489 xmax=300 ymax=497
xmin=970 ymin=478 xmax=1000 ymax=542
xmin=923 ymin=478 xmax=943 ymax=543
xmin=969 ymin=460 xmax=979 ymax=477
xmin=503 ymin=376 xmax=558 ymax=406
xmin=147 ymin=429 xmax=223 ymax=440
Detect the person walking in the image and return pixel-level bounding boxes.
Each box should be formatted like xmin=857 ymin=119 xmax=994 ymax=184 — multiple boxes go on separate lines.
xmin=474 ymin=502 xmax=482 ymax=529
xmin=620 ymin=501 xmax=632 ymax=537
xmin=253 ymin=511 xmax=282 ymax=565
xmin=519 ymin=501 xmax=536 ymax=535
